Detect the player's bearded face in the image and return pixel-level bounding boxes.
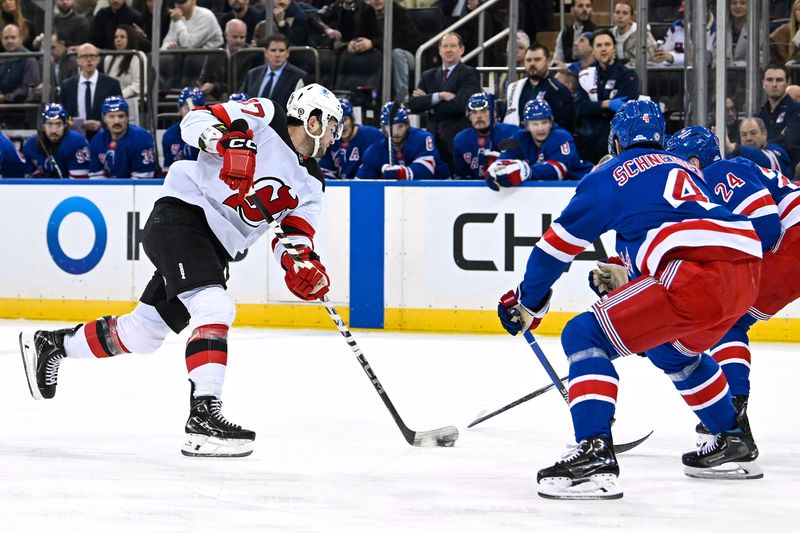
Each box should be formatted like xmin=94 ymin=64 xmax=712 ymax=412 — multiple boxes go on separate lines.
xmin=386 ymin=123 xmax=409 ymax=145
xmin=527 ymin=119 xmax=551 ymax=144
xmin=42 ymin=119 xmax=66 ymax=143
xmin=469 ymin=108 xmax=490 ymax=130
xmin=104 ymin=111 xmax=129 ymax=137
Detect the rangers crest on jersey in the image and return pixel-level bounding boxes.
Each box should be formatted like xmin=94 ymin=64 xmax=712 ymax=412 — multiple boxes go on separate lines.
xmin=222 ymin=176 xmax=300 ymax=227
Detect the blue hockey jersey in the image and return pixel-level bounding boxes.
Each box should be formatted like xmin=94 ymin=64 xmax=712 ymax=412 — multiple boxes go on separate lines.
xmin=516 ymin=147 xmax=762 ymax=312
xmin=23 ymin=130 xmax=91 ymax=178
xmin=89 ymin=124 xmax=156 ymax=179
xmin=356 ymin=127 xmax=451 ymax=180
xmin=162 ymin=122 xmax=199 ymax=171
xmin=733 ymin=144 xmax=792 ymax=179
xmin=499 ymin=126 xmax=593 ymax=180
xmin=0 ymin=131 xmax=25 ymax=178
xmin=320 ymin=124 xmax=384 ymax=179
xmin=701 ymin=157 xmax=782 ymax=252
xmin=452 ymin=122 xmax=521 ymax=179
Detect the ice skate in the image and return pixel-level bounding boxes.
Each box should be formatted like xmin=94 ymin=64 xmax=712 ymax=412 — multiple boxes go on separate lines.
xmin=19 ymin=326 xmax=80 ymax=400
xmin=695 ymin=396 xmax=758 ymax=460
xmin=182 ymin=392 xmax=256 ymax=458
xmin=683 ymin=412 xmax=763 ymax=480
xmin=537 ymin=436 xmax=622 ymax=500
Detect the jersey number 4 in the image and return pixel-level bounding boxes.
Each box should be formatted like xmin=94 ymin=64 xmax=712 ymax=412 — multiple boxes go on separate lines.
xmin=663 ymin=168 xmax=715 ymax=210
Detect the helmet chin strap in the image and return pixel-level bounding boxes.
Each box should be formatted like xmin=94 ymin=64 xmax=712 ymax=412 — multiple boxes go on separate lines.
xmin=303 ymin=112 xmax=331 ymax=158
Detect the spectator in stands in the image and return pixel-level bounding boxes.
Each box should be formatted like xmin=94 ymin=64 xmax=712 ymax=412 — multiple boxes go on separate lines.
xmin=555 ymin=68 xmax=579 ymax=95
xmin=1 ymin=0 xmax=34 ymax=49
xmin=73 ymin=0 xmax=96 ymax=24
xmin=503 ymin=43 xmax=575 ymax=133
xmin=318 ymin=0 xmax=380 ymax=60
xmin=369 ymin=0 xmax=420 ymax=100
xmin=487 ymin=99 xmax=593 ymax=189
xmin=89 ymin=95 xmax=155 ymax=178
xmin=272 ymin=0 xmax=312 ymax=46
xmin=161 ymin=0 xmax=224 ymax=89
xmin=23 ymin=103 xmax=91 ymax=178
xmin=611 ymin=0 xmax=655 ymax=69
xmin=91 ymin=0 xmax=142 ymax=51
xmin=162 ymin=86 xmax=202 ymax=171
xmin=726 ymin=0 xmax=748 ymax=65
xmin=770 ymin=0 xmax=800 ymax=64
xmin=574 ymin=29 xmax=640 ymax=163
xmin=319 ymin=96 xmax=384 ymax=179
xmin=104 ymin=24 xmax=145 ymax=125
xmin=408 ymin=32 xmax=481 ymax=167
xmin=0 ymin=128 xmax=25 ymax=177
xmin=357 ymin=101 xmax=451 ymax=180
xmin=552 ymin=0 xmax=596 ymax=66
xmin=757 ymin=64 xmax=800 ymax=167
xmin=48 ymin=0 xmax=91 ymax=48
xmin=131 ymin=0 xmax=170 ymax=44
xmin=724 ymin=116 xmax=794 ymax=178
xmin=453 ymin=92 xmax=521 ymax=180
xmin=786 ymin=84 xmax=800 ymax=102
xmin=241 ymin=33 xmax=306 ymax=109
xmin=42 ymin=32 xmax=78 ymax=101
xmin=725 ymin=96 xmax=741 ymax=144
xmin=59 ymin=43 xmax=123 ymax=139
xmin=653 ymin=2 xmax=716 ymax=66
xmin=220 ymin=0 xmax=263 ymax=44
xmin=0 ymin=24 xmax=40 ymax=104
xmin=198 ymin=18 xmax=248 ymax=100
xmin=498 ymin=30 xmax=531 ymax=95
xmin=567 ymin=32 xmax=594 ymax=74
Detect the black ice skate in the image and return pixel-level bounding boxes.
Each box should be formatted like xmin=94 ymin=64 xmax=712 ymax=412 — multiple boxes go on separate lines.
xmin=683 ymin=415 xmax=763 ymax=480
xmin=19 ymin=326 xmax=80 ymax=400
xmin=182 ymin=389 xmax=256 ymax=457
xmin=695 ymin=396 xmax=758 ymax=460
xmin=537 ymin=436 xmax=622 ymax=500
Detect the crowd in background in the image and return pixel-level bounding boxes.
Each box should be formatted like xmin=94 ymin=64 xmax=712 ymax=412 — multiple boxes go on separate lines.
xmin=2 ymin=0 xmax=800 ymax=183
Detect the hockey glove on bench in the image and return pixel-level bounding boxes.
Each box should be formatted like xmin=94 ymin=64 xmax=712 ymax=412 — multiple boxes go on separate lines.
xmin=218 ymin=118 xmax=256 ymax=199
xmin=281 ymin=246 xmax=330 ymax=301
xmin=497 ymin=288 xmax=552 ymax=336
xmin=486 ymin=159 xmax=531 ymax=191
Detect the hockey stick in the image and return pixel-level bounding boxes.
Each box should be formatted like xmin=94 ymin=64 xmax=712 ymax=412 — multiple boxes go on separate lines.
xmin=523 ymin=330 xmax=652 ymax=454
xmin=386 ymin=87 xmax=407 ymax=166
xmin=250 ymin=191 xmax=459 ymax=448
xmin=467 ymin=376 xmax=566 ymax=428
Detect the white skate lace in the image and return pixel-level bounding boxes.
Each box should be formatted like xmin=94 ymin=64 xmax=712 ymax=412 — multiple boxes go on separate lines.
xmin=43 ymin=340 xmax=66 ymax=386
xmin=209 ymin=400 xmax=242 ymax=430
xmin=559 ymin=443 xmax=583 ymax=463
xmin=698 ymin=434 xmax=721 ymax=455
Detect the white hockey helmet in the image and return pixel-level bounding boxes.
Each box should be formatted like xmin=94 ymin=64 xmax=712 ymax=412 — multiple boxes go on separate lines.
xmin=286 ymin=83 xmax=343 ymax=156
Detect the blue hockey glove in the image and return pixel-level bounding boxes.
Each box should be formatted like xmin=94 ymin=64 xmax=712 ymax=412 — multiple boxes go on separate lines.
xmin=608 ymin=97 xmax=628 ymax=112
xmin=497 ymin=288 xmax=552 ymax=336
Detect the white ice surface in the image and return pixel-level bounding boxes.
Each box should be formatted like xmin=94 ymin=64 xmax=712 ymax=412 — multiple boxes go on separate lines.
xmin=1 ymin=319 xmax=798 ymax=532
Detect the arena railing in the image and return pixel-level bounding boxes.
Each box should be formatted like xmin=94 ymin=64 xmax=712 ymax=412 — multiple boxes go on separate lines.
xmin=0 ymin=50 xmax=44 ymax=127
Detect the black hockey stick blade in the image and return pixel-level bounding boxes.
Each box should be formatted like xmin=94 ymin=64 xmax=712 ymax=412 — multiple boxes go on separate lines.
xmin=498 ymin=138 xmax=520 ymax=152
xmin=613 ymin=430 xmax=653 ymax=454
xmin=467 ymin=377 xmax=567 ymax=429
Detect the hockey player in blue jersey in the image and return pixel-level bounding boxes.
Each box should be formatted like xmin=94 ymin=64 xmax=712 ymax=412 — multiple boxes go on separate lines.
xmin=666 ymin=125 xmax=800 ymax=455
xmin=227 ymin=92 xmax=249 ymax=102
xmin=0 ymin=129 xmax=26 ymax=178
xmin=451 ymin=92 xmax=520 ymax=180
xmin=485 ymin=99 xmax=593 ymax=190
xmin=320 ymin=97 xmax=384 ymax=179
xmin=497 ymin=100 xmax=763 ymax=499
xmin=356 ymin=102 xmax=451 ymax=180
xmin=89 ymin=96 xmax=156 ymax=179
xmin=162 ymin=87 xmax=204 ymax=171
xmin=23 ymin=104 xmax=91 ymax=179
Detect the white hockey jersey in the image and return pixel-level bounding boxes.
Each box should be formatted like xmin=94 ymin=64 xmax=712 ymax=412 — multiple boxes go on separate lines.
xmin=161 ymin=98 xmax=325 ymax=261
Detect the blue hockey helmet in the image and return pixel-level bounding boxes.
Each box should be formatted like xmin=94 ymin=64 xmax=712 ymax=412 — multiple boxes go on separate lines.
xmin=380 ymin=101 xmax=410 ymax=126
xmin=466 ymin=92 xmax=495 ymax=116
xmin=41 ymin=102 xmax=69 ymax=123
xmin=102 ymin=95 xmax=129 ymax=115
xmin=178 ymin=86 xmax=205 ymax=109
xmin=227 ymin=92 xmax=249 ymax=102
xmin=608 ymin=98 xmax=665 ymax=156
xmin=338 ymin=97 xmax=354 ymax=118
xmin=523 ymin=98 xmax=553 ymax=121
xmin=664 ymin=126 xmax=721 ymax=169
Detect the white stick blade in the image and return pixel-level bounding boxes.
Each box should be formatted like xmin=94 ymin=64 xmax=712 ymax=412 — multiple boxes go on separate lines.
xmin=412 ymin=426 xmax=459 ymax=447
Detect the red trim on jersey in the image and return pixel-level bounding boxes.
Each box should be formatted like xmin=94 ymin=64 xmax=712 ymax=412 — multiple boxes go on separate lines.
xmin=542 ymin=227 xmax=585 ymax=257
xmin=281 ymin=215 xmax=316 ymax=239
xmin=188 ymin=324 xmax=229 ymax=341
xmin=568 ymin=379 xmax=618 ymax=404
xmin=740 ymin=194 xmax=776 ymax=216
xmin=545 ymin=160 xmax=567 ymax=179
xmin=780 ymin=194 xmax=800 ymax=221
xmin=712 ymin=345 xmax=751 ymax=365
xmin=207 ymin=104 xmax=232 ymax=128
xmin=681 ymin=371 xmax=728 ymax=408
xmin=186 ymin=350 xmax=228 ymax=372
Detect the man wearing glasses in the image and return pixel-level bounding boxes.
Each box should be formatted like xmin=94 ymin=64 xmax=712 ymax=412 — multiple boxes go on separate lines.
xmin=58 ymin=43 xmax=123 ymax=139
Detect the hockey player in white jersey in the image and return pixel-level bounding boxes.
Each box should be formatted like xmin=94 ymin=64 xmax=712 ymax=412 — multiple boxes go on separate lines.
xmin=19 ymin=84 xmax=343 ymax=458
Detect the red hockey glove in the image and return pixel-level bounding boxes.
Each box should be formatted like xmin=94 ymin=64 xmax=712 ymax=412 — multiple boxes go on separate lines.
xmin=217 ymin=118 xmax=256 ymax=198
xmin=381 ymin=164 xmax=414 ymax=180
xmin=281 ymin=247 xmax=330 ymax=301
xmin=497 ymin=288 xmax=552 ymax=336
xmin=477 ymin=149 xmax=500 ymax=178
xmin=486 ymin=159 xmax=531 ymax=190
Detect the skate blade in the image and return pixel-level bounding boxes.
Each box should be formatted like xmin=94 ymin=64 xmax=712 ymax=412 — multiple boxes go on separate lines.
xmin=684 ymin=460 xmax=764 ymax=480
xmin=538 ymin=473 xmax=623 ymax=500
xmin=19 ymin=332 xmax=42 ymax=401
xmin=181 ymin=433 xmax=254 ymax=458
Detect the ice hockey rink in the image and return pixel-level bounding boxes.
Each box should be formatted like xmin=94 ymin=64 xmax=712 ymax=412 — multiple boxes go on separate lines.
xmin=1 ymin=320 xmax=797 ymax=532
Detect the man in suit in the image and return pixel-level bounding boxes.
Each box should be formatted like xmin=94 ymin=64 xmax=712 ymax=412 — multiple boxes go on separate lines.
xmin=59 ymin=43 xmax=123 ymax=139
xmin=240 ymin=33 xmax=307 ymax=110
xmin=408 ymin=32 xmax=481 ymax=167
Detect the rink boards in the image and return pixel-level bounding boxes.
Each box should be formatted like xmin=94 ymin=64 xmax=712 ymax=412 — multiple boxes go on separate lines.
xmin=0 ymin=179 xmax=798 ymax=341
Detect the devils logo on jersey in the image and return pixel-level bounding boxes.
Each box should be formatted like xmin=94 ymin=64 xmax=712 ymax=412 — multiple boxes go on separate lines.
xmin=222 ymin=176 xmax=300 ymax=227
